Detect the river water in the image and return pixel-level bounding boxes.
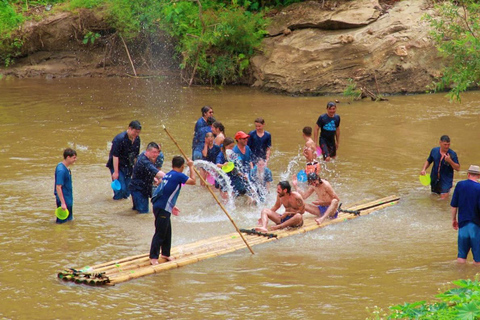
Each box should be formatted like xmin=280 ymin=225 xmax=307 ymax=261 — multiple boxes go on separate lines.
xmin=0 ymin=77 xmax=479 ymax=319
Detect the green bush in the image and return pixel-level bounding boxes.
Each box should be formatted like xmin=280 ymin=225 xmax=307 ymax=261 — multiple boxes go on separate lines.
xmin=368 ymin=277 xmax=480 ymax=319
xmin=0 ymin=1 xmax=25 ymax=35
xmin=424 ymin=0 xmax=480 ymax=101
xmin=158 ymin=1 xmax=268 ymax=84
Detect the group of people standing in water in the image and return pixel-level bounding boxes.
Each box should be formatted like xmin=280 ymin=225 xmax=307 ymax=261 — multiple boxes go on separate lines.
xmin=53 ymin=101 xmax=342 ymax=263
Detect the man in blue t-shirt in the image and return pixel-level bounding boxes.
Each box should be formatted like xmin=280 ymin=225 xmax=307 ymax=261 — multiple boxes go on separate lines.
xmin=451 ymin=165 xmax=480 ymax=264
xmin=421 ymin=135 xmax=460 ymax=199
xmin=106 ymin=120 xmax=141 ymax=200
xmin=149 ymin=156 xmax=196 ymax=265
xmin=247 ymin=117 xmax=272 ymax=164
xmin=314 ymin=101 xmax=340 ymax=161
xmin=129 ymin=142 xmax=166 ymax=214
xmin=54 ymin=148 xmax=77 ymax=223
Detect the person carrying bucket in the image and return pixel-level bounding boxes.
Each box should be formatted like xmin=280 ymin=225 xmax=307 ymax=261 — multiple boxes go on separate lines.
xmin=54 ymin=148 xmax=77 ymax=223
xmin=106 ymin=120 xmax=142 ymax=200
xmin=420 ymin=135 xmax=460 ymax=199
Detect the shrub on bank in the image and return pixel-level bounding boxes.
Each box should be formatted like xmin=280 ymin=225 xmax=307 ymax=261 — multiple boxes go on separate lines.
xmin=367 ymin=277 xmax=480 ymax=319
xmin=0 ymin=0 xmax=270 ymax=84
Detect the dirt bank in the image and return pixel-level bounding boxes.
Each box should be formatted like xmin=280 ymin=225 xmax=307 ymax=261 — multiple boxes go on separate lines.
xmin=0 ymin=8 xmax=179 ymax=79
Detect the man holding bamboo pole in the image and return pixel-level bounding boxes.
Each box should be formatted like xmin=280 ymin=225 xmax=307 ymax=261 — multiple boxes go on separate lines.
xmin=149 ymin=156 xmax=196 ymax=265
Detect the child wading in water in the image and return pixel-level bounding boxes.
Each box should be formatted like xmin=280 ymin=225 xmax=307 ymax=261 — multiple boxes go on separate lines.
xmin=302 ymin=126 xmax=320 ymax=175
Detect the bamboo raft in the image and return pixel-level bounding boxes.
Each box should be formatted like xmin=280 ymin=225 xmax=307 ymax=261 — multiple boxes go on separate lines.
xmin=57 ymin=195 xmax=399 ymax=286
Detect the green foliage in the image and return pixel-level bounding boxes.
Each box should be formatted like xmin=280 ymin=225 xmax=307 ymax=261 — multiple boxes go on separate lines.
xmin=367 ymin=277 xmax=480 ymax=319
xmin=343 ymin=78 xmax=361 ymax=101
xmin=219 ymin=0 xmax=303 ymax=11
xmin=0 ymin=1 xmax=25 ymax=35
xmin=159 ymin=0 xmax=269 ymax=84
xmin=82 ymin=30 xmax=100 ymax=44
xmin=424 ymin=0 xmax=480 ymax=101
xmin=69 ymin=0 xmax=103 ymax=10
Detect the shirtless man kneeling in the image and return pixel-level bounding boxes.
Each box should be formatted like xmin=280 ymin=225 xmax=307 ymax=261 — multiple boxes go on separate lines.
xmin=255 ymin=181 xmax=305 ymax=232
xmin=292 ymin=172 xmax=339 ymax=225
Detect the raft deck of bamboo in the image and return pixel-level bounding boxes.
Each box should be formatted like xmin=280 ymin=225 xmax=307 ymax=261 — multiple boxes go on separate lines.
xmin=57 ymin=195 xmax=399 ymax=286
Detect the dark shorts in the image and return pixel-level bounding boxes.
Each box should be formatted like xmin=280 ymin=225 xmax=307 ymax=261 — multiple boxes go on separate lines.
xmin=458 ymin=222 xmax=480 ymax=262
xmin=431 ymin=179 xmax=452 ymax=194
xmin=320 ymin=138 xmax=336 ymax=159
xmin=280 ymin=214 xmax=303 ymax=227
xmin=318 ymin=205 xmax=339 ymax=219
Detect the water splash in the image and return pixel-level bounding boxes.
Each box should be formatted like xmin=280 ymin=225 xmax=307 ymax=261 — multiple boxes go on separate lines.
xmin=191 ymin=160 xmax=235 ymax=208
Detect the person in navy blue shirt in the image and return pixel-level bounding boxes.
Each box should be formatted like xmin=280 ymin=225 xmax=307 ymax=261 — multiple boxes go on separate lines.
xmin=149 ymin=156 xmax=196 ymax=265
xmin=54 ymin=148 xmax=77 ymax=223
xmin=314 ymin=101 xmax=340 ymax=161
xmin=129 ymin=142 xmax=166 ymax=214
xmin=451 ymin=165 xmax=480 ymax=264
xmin=106 ymin=120 xmax=141 ymax=200
xmin=193 ymin=116 xmax=215 ymax=161
xmin=247 ymin=117 xmax=271 ymax=164
xmin=421 ymin=135 xmax=460 ymax=199
xmin=192 ymin=106 xmax=214 ymax=159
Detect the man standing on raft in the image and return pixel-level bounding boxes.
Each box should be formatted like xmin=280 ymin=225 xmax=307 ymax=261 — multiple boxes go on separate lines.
xmin=292 ymin=172 xmax=339 ymax=225
xmin=149 ymin=156 xmax=196 ymax=265
xmin=314 ymin=101 xmax=340 ymax=161
xmin=256 ymin=181 xmax=305 ymax=232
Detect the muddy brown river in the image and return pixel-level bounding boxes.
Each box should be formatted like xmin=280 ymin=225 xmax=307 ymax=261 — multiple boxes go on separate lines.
xmin=1 ymin=77 xmax=479 ymax=319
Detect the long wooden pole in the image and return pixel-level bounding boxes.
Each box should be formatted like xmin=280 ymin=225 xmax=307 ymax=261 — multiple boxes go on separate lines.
xmin=162 ymin=125 xmax=254 ymax=254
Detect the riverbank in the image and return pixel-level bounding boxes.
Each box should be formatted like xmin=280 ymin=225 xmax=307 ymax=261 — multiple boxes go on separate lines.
xmin=0 ymin=0 xmax=444 ymax=95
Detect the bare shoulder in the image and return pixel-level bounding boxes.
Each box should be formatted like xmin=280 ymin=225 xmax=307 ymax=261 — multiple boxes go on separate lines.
xmin=292 ymin=191 xmax=305 ymax=202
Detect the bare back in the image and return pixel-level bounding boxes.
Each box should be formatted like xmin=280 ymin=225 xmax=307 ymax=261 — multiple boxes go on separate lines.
xmin=303 ymin=138 xmax=317 ymax=162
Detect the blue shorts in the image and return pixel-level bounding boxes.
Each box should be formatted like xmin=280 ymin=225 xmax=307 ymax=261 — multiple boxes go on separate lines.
xmin=318 ymin=205 xmax=338 ymax=219
xmin=131 ymin=190 xmax=149 ymax=214
xmin=458 ymin=222 xmax=480 ymax=262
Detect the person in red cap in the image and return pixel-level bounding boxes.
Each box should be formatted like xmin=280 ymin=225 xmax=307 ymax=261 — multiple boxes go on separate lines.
xmin=233 ymin=131 xmax=254 ymax=175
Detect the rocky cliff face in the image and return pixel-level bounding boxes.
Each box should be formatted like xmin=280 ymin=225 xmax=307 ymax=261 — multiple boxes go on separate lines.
xmin=251 ymin=0 xmax=443 ymax=94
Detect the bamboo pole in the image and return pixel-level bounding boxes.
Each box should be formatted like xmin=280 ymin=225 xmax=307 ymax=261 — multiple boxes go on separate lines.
xmin=119 ymin=33 xmax=137 ymax=77
xmin=162 ymin=125 xmax=254 ymax=255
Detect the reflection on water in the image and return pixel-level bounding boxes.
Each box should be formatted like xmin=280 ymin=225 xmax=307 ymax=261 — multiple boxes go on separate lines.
xmin=1 ymin=77 xmax=480 ymax=319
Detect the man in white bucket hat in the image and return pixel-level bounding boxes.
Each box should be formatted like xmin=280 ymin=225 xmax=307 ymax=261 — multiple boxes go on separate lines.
xmin=451 ymin=165 xmax=480 ymax=264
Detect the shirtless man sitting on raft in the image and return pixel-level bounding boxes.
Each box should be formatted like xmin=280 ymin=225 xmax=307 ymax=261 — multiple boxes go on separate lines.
xmin=292 ymin=172 xmax=339 ymax=225
xmin=255 ymin=181 xmax=305 ymax=232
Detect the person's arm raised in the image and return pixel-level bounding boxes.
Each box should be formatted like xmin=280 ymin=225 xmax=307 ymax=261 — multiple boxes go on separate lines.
xmin=185 ymin=159 xmax=196 ymax=185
